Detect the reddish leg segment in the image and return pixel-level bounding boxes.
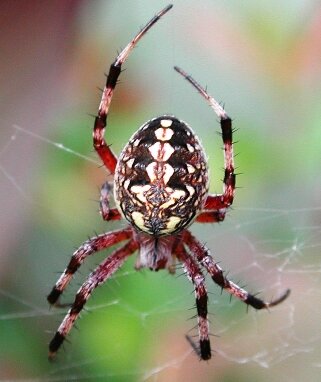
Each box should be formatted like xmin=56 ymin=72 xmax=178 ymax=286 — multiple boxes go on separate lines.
xmin=93 ymin=4 xmax=173 ymax=174
xmin=49 ymin=239 xmax=138 ymax=360
xmin=195 ymin=209 xmax=225 ymax=223
xmin=47 ymin=227 xmax=133 ymax=305
xmin=100 ymin=181 xmax=122 ymax=221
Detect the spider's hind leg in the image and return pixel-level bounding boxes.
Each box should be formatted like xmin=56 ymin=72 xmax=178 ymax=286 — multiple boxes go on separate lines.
xmin=47 ymin=228 xmax=133 ymax=306
xmin=48 ymin=239 xmax=138 ymax=360
xmin=182 ymin=230 xmax=290 ymax=310
xmin=174 ymin=240 xmax=211 ymax=360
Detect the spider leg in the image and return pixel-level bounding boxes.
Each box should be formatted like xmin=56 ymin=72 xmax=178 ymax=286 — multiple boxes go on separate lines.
xmin=174 ymin=241 xmax=211 ymax=360
xmin=195 ymin=210 xmax=225 ymax=223
xmin=183 ymin=230 xmax=290 ymax=309
xmin=174 ymin=66 xmax=235 ymax=223
xmin=47 ymin=227 xmax=132 ymax=306
xmin=94 ymin=4 xmax=173 ymax=174
xmin=48 ymin=239 xmax=138 ymax=360
xmin=100 ymin=181 xmax=122 ymax=221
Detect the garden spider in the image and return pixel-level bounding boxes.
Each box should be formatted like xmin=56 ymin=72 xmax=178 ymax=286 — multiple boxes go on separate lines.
xmin=47 ymin=4 xmax=290 ymax=361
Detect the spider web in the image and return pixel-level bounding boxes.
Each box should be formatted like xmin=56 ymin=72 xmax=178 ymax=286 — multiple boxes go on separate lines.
xmin=1 ymin=1 xmax=320 ymax=381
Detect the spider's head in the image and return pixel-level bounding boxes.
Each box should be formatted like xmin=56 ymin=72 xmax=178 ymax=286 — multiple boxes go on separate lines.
xmin=114 ymin=116 xmax=209 ymax=236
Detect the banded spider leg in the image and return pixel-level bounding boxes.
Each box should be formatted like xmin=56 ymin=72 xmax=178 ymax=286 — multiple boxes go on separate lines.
xmin=174 ymin=66 xmax=235 ymax=225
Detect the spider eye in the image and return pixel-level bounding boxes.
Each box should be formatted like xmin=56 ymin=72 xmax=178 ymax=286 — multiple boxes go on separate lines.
xmin=114 ymin=116 xmax=209 ymax=236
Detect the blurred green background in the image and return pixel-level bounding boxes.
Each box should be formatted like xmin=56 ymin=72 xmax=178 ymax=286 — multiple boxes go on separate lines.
xmin=0 ymin=1 xmax=320 ymax=381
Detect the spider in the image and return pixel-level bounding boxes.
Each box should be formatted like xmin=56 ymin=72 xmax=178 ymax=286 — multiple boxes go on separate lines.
xmin=47 ymin=4 xmax=290 ymax=361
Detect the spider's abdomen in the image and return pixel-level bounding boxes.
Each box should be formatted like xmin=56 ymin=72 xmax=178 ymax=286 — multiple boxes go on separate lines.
xmin=114 ymin=116 xmax=209 ymax=236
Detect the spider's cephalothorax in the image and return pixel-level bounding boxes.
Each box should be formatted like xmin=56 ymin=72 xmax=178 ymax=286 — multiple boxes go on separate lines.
xmin=114 ymin=116 xmax=209 ymax=237
xmin=47 ymin=4 xmax=290 ymax=362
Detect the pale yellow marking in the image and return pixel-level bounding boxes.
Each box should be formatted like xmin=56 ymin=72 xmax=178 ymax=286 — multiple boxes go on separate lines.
xmin=130 ymin=185 xmax=151 ymax=193
xmin=171 ymin=189 xmax=186 ymax=199
xmin=186 ymin=143 xmax=194 ymax=153
xmin=131 ymin=211 xmax=145 ymax=230
xmin=126 ymin=158 xmax=135 ymax=168
xmin=148 ymin=142 xmax=161 ymax=160
xmin=163 ymin=163 xmax=174 ymax=185
xmin=146 ymin=162 xmax=157 ymax=182
xmin=161 ymin=216 xmax=181 ymax=233
xmin=160 ymin=119 xmax=173 ymax=127
xmin=186 ymin=185 xmax=195 ymax=196
xmin=124 ymin=179 xmax=130 ymax=189
xmin=155 ymin=127 xmax=174 ymax=141
xmin=130 ymin=184 xmax=151 ymax=203
xmin=187 ymin=164 xmax=195 ymax=173
xmin=148 ymin=142 xmax=174 ymax=162
xmin=133 ymin=139 xmax=140 ymax=147
xmin=136 ymin=194 xmax=146 ymax=203
xmin=159 ymin=198 xmax=176 ymax=210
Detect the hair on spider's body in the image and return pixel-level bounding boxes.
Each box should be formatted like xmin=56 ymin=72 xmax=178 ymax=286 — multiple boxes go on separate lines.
xmin=47 ymin=4 xmax=290 ymax=361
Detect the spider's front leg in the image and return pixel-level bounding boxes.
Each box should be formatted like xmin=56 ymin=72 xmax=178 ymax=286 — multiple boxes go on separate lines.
xmin=198 ymin=113 xmax=235 ymax=224
xmin=174 ymin=66 xmax=235 ymax=224
xmin=93 ymin=4 xmax=173 ymax=174
xmin=183 ymin=230 xmax=290 ymax=310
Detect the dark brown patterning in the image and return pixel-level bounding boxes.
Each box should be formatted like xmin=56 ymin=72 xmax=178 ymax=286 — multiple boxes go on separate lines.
xmin=114 ymin=116 xmax=208 ymax=237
